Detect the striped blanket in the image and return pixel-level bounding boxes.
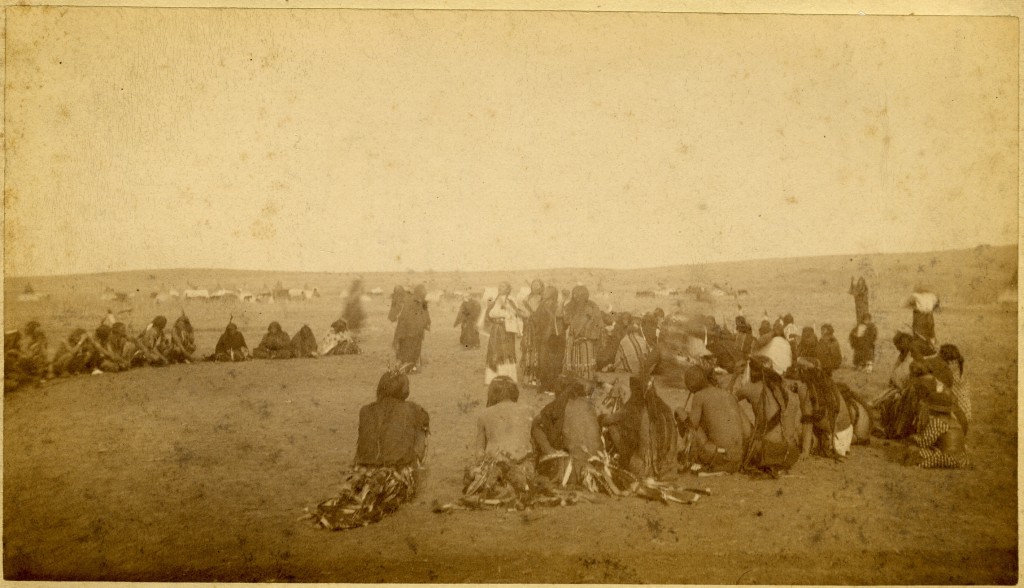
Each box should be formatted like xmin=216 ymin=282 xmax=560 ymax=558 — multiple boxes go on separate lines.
xmin=304 ymin=465 xmax=417 ymax=531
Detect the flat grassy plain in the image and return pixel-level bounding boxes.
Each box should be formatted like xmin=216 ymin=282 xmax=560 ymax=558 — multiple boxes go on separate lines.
xmin=3 ymin=245 xmax=1018 ymax=583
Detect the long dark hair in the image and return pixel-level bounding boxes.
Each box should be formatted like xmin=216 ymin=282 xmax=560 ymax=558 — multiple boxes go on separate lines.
xmin=893 ymin=331 xmax=914 ymax=363
xmin=939 ymin=344 xmax=965 ymax=376
xmin=486 ymin=376 xmax=519 ymax=407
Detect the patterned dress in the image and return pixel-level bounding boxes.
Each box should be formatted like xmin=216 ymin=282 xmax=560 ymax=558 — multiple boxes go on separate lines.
xmin=911 ymin=414 xmax=971 ymax=469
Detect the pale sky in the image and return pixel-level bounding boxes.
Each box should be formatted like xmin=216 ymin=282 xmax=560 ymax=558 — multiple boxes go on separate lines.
xmin=4 ymin=8 xmax=1018 ymax=276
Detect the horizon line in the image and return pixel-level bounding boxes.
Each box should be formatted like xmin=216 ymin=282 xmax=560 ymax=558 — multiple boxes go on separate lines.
xmin=4 ymin=242 xmax=1017 ymax=281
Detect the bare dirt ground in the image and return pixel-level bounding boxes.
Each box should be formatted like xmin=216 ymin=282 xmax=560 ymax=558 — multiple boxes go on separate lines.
xmin=3 ymin=248 xmax=1018 ymax=583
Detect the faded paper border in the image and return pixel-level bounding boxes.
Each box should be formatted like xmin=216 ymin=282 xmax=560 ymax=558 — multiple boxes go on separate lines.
xmin=0 ymin=0 xmax=1020 ymax=587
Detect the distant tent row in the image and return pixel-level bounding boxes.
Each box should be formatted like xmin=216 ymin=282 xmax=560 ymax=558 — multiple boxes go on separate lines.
xmin=97 ymin=283 xmax=324 ymax=304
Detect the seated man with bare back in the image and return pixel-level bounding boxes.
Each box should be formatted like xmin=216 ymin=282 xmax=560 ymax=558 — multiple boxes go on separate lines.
xmin=477 ymin=376 xmax=534 ymax=461
xmin=460 ymin=376 xmax=537 ymax=501
xmin=676 ymin=366 xmax=748 ymax=473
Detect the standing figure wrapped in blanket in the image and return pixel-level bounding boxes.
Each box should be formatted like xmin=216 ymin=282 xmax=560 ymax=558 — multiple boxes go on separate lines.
xmin=849 ymin=276 xmax=870 ymax=324
xmin=453 ymin=295 xmax=482 ymax=349
xmin=562 ymin=286 xmax=603 ymax=382
xmin=534 ymin=286 xmax=565 ymax=395
xmin=307 ymin=368 xmax=430 ymax=530
xmin=388 ymin=286 xmax=408 ymax=352
xmin=484 ymin=282 xmax=523 ymax=385
xmin=849 ymin=313 xmax=878 ymax=373
xmin=341 ymin=279 xmax=367 ymax=334
xmin=815 ymin=324 xmax=843 ymax=379
xmin=394 ymin=285 xmax=431 ymax=372
xmin=519 ymin=280 xmax=546 ymax=386
xmin=907 ymin=287 xmax=940 ymax=346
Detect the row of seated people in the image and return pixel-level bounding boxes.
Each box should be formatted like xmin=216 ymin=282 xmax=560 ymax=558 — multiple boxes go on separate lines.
xmin=4 ymin=316 xmax=197 ymax=384
xmin=3 ymin=316 xmax=361 ymax=391
xmin=596 ymin=310 xmax=849 ymax=384
xmin=242 ymin=320 xmax=360 ymax=360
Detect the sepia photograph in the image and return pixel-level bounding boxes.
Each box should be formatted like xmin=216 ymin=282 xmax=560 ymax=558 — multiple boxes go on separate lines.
xmin=2 ymin=1 xmax=1019 ymax=584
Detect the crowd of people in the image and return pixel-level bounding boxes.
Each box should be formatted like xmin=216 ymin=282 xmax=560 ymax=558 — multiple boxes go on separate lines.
xmin=306 ymin=279 xmax=970 ymax=530
xmin=4 ymin=276 xmax=971 ymax=532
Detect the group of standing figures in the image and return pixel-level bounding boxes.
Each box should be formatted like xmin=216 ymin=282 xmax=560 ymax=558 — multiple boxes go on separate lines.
xmin=479 ymin=281 xmax=605 ymax=392
xmin=393 ymin=280 xmax=607 ymax=392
